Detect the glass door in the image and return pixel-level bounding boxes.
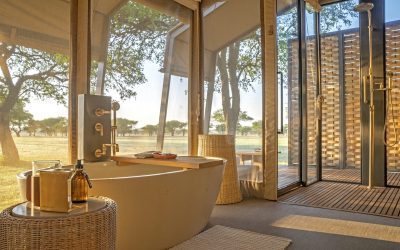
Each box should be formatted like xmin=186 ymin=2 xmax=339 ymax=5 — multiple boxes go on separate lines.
xmin=385 ymin=0 xmax=400 ymax=186
xmin=304 ymin=2 xmax=319 ymax=185
xmin=277 ymin=0 xmax=301 ymax=190
xmin=319 ymin=0 xmax=361 ymax=183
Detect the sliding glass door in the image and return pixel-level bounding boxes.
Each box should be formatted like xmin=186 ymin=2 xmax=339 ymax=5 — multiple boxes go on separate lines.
xmin=385 ymin=0 xmax=400 ymax=187
xmin=277 ymin=0 xmax=301 ymax=190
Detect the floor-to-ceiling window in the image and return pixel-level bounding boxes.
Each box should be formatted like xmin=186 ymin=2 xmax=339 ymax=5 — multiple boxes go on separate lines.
xmin=385 ymin=0 xmax=400 ymax=186
xmin=305 ymin=2 xmax=319 ymax=184
xmin=277 ymin=0 xmax=301 ymax=190
xmin=91 ymin=0 xmax=191 ymax=156
xmin=203 ymin=0 xmax=263 ymax=195
xmin=0 ymin=1 xmax=70 ymax=211
xmin=319 ymin=0 xmax=361 ymax=183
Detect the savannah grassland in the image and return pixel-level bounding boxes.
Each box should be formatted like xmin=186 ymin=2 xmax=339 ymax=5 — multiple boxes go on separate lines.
xmin=0 ymin=135 xmax=289 ymax=211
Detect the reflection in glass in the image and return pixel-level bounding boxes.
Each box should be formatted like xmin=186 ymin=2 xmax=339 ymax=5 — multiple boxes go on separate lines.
xmin=277 ymin=0 xmax=300 ymax=189
xmin=203 ymin=0 xmax=263 ymax=191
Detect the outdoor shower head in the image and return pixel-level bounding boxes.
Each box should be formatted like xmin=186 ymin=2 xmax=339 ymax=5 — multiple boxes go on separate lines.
xmin=353 ymin=2 xmax=374 ymax=12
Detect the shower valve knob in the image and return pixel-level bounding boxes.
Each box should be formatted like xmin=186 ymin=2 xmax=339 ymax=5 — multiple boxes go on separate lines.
xmin=95 ymin=108 xmax=111 ymax=116
xmin=95 ymin=123 xmax=103 ymax=136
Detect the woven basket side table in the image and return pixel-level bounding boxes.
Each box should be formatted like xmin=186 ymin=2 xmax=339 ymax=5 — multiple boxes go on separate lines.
xmin=0 ymin=196 xmax=116 ymax=250
xmin=198 ymin=134 xmax=242 ymax=204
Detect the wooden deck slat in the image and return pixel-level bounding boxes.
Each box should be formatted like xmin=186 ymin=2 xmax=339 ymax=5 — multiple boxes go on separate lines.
xmin=379 ymin=188 xmax=398 ymax=215
xmin=313 ymin=182 xmax=348 ymax=207
xmin=358 ymin=188 xmax=384 ymax=213
xmin=279 ymin=181 xmax=400 ymax=219
xmin=340 ymin=186 xmax=366 ymax=210
xmin=318 ymin=183 xmax=350 ymax=207
xmin=332 ymin=184 xmax=361 ymax=210
xmin=368 ymin=188 xmax=393 ymax=214
xmin=384 ymin=188 xmax=400 ymax=216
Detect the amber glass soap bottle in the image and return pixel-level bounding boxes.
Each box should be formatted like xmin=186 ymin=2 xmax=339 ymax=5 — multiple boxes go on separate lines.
xmin=71 ymin=160 xmax=92 ymax=203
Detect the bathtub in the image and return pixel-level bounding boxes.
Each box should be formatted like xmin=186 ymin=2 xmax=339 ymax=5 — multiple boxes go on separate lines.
xmin=17 ymin=158 xmax=225 ymax=250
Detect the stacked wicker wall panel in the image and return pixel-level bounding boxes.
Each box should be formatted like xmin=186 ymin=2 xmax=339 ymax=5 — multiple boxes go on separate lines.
xmin=320 ymin=34 xmax=340 ymax=167
xmin=343 ymin=31 xmax=361 ymax=168
xmin=287 ymin=21 xmax=400 ymax=171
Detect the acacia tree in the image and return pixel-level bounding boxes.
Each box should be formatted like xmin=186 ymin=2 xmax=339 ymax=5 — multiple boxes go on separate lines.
xmin=165 ymin=120 xmax=186 ymax=137
xmin=211 ymin=109 xmax=254 ymax=134
xmin=116 ymin=118 xmax=138 ymax=136
xmin=141 ymin=125 xmax=158 ymax=136
xmin=9 ymin=102 xmax=33 ymax=137
xmin=24 ymin=119 xmax=40 ymax=137
xmin=0 ymin=44 xmax=68 ymax=163
xmin=214 ymin=31 xmax=261 ymax=136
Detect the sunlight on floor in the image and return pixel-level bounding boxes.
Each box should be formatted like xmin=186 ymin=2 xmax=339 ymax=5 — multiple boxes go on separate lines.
xmin=271 ymin=215 xmax=400 ymax=243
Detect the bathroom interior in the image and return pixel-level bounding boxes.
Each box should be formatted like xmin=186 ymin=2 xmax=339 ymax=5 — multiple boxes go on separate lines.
xmin=1 ymin=0 xmax=400 ymax=249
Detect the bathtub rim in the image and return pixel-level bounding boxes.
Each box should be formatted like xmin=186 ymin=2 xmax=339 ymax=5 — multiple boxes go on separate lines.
xmin=16 ymin=157 xmax=226 ymax=181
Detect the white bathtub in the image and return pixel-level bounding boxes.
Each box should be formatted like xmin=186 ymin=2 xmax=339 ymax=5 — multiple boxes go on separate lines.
xmin=17 ymin=158 xmax=225 ymax=250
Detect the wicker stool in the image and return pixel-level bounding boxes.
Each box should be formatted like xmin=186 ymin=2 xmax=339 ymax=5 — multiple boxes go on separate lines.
xmin=0 ymin=196 xmax=116 ymax=250
xmin=198 ymin=134 xmax=242 ymax=204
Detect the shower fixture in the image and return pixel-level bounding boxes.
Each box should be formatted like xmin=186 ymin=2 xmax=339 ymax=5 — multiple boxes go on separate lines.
xmin=95 ymin=101 xmax=120 ymax=158
xmin=354 ymin=3 xmax=398 ymax=189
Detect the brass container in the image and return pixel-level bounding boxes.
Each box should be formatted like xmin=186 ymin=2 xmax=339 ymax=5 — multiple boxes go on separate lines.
xmin=40 ymin=169 xmax=73 ymax=212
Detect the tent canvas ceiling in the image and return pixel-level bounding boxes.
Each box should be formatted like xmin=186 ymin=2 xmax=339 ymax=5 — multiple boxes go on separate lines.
xmin=0 ymin=0 xmax=193 ymax=60
xmin=0 ymin=0 xmax=332 ymax=76
xmin=170 ymin=0 xmax=302 ymax=81
xmin=0 ymin=0 xmax=124 ymax=59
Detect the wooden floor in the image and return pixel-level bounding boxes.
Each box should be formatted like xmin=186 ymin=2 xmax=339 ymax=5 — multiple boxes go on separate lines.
xmin=280 ymin=181 xmax=400 ymax=219
xmin=278 ymin=166 xmax=400 ymax=189
xmin=237 ymin=164 xmax=400 ymax=189
xmin=277 ymin=166 xmax=362 ymax=189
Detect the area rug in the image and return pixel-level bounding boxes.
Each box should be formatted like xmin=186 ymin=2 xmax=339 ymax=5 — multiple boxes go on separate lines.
xmin=170 ymin=225 xmax=292 ymax=250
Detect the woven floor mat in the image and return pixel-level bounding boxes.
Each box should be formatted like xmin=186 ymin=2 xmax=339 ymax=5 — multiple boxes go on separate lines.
xmin=170 ymin=225 xmax=292 ymax=250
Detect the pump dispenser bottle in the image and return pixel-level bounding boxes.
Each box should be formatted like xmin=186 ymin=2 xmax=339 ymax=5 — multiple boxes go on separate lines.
xmin=71 ymin=160 xmax=92 ymax=203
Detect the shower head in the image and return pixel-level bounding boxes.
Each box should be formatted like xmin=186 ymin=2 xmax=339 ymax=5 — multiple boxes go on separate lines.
xmin=353 ymin=2 xmax=374 ymax=12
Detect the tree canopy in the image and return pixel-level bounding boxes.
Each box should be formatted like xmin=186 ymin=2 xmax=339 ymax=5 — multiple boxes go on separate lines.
xmin=116 ymin=118 xmax=138 ymax=136
xmin=165 ymin=120 xmax=187 ymax=136
xmin=102 ymin=1 xmax=179 ymax=99
xmin=10 ymin=102 xmax=33 ymax=137
xmin=141 ymin=124 xmax=158 ymax=136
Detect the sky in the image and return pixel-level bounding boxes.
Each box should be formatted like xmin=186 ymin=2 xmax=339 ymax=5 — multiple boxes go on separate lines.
xmin=26 ymin=0 xmax=400 ymax=128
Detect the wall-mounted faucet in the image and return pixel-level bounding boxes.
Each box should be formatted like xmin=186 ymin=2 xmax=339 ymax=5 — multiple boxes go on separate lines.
xmin=94 ymin=101 xmax=120 ymax=158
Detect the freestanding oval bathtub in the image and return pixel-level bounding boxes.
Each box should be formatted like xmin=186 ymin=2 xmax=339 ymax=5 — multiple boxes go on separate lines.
xmin=17 ymin=158 xmax=225 ymax=250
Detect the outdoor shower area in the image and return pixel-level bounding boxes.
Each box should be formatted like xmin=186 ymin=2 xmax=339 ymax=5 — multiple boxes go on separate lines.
xmin=278 ymin=0 xmax=400 ymax=192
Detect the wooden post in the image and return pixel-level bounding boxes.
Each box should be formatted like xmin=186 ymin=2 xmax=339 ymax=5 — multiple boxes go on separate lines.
xmin=68 ymin=0 xmax=91 ymax=164
xmin=261 ymin=0 xmax=278 ymax=200
xmin=156 ymin=33 xmax=173 ymax=151
xmin=203 ymin=53 xmax=217 ymax=134
xmin=95 ymin=17 xmax=111 ymax=96
xmin=156 ymin=24 xmax=189 ymax=151
xmin=188 ymin=2 xmax=203 ymax=156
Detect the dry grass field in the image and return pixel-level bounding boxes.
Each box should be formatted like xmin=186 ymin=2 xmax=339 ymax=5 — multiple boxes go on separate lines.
xmin=0 ymin=135 xmax=288 ymax=211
